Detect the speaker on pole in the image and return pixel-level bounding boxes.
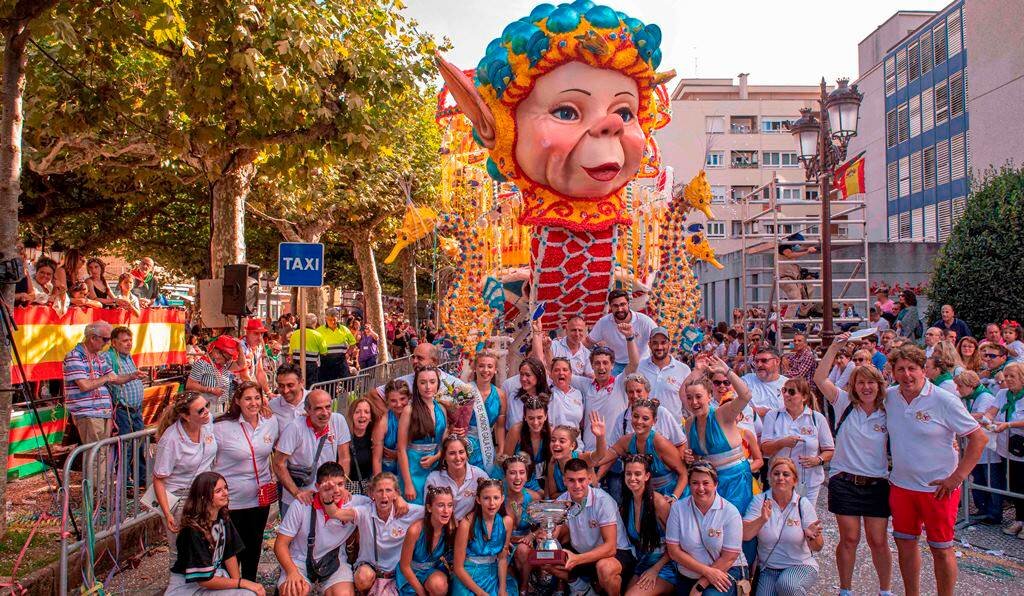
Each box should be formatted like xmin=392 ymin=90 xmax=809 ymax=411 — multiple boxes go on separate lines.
xmin=222 ymin=263 xmax=260 ymax=316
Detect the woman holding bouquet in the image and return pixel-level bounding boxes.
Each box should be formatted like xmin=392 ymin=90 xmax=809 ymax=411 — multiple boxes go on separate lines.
xmin=398 ymin=368 xmax=449 ymax=504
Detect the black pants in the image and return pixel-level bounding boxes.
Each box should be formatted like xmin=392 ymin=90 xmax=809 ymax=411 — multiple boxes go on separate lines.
xmin=321 ymin=354 xmax=349 ymax=382
xmin=230 ymin=505 xmax=271 ymax=581
xmin=1009 ymin=458 xmax=1024 ymax=522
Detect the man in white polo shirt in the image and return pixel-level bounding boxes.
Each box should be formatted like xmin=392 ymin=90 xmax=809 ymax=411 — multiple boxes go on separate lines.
xmin=274 ymin=462 xmax=367 ymax=595
xmin=547 ymin=458 xmax=634 ymax=596
xmin=886 ymin=345 xmax=985 ymax=596
xmin=740 ymin=346 xmax=788 ymax=417
xmin=578 ymin=333 xmax=638 ymax=454
xmin=550 ymin=315 xmax=594 ymax=378
xmin=586 ymin=289 xmax=656 ymax=376
xmin=352 ymin=473 xmax=424 ymax=591
xmin=636 ymin=327 xmax=692 ymax=423
xmin=274 ymin=389 xmax=352 ymax=518
xmin=269 ymin=363 xmax=307 ymax=427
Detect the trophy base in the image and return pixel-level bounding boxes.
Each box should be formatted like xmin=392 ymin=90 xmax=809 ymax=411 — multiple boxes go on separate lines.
xmin=528 ymin=549 xmax=568 ymax=566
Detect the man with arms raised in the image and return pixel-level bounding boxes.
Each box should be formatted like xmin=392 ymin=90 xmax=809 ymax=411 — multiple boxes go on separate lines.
xmin=587 ymin=289 xmax=656 ymax=376
xmin=351 ymin=473 xmax=423 ymax=592
xmin=635 ymin=326 xmax=692 ymax=423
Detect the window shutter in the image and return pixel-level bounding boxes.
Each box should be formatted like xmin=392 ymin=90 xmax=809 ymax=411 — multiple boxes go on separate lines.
xmin=899 ymin=156 xmax=910 ymax=197
xmin=951 ymin=133 xmax=966 ymax=180
xmin=948 ymin=11 xmax=962 ymax=57
xmin=910 ymin=151 xmax=922 ymax=194
xmin=885 ymin=55 xmax=897 ymax=96
xmin=886 ymin=110 xmax=898 ymax=147
xmin=935 ymin=80 xmax=949 ymax=124
xmin=952 ymin=195 xmax=967 ymax=223
xmin=908 ymin=42 xmax=920 ymax=82
xmin=898 ymin=104 xmax=909 ymax=143
xmin=950 ymin=72 xmax=964 ymax=118
xmin=937 ymin=139 xmax=951 ymax=185
xmin=933 ymin=23 xmax=947 ymax=64
xmin=921 ymin=87 xmax=934 ymax=132
xmin=921 ymin=31 xmax=933 ymax=74
xmin=888 ymin=215 xmax=898 ymax=241
xmin=896 ymin=48 xmax=907 ymax=89
xmin=909 ymin=95 xmax=920 ymax=138
xmin=924 ymin=203 xmax=937 ymax=241
xmin=938 ymin=200 xmax=952 ymax=241
xmin=923 ymin=146 xmax=936 ymax=190
xmin=911 ymin=208 xmax=923 ymax=241
xmin=899 ymin=212 xmax=911 ymax=241
xmin=887 ymin=161 xmax=898 ymax=200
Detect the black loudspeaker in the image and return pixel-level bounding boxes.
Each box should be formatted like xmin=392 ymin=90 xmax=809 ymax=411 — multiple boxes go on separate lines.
xmin=222 ymin=264 xmax=260 ymax=316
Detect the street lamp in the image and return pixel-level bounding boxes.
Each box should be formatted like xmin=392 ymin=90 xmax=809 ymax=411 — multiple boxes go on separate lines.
xmin=790 ymin=77 xmax=863 ymax=346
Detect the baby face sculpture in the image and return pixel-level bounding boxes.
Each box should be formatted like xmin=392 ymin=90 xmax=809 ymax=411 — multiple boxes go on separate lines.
xmin=437 ymin=1 xmax=672 ymax=232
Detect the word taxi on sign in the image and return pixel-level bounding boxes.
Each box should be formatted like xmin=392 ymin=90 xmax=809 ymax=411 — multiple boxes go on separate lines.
xmin=278 ymin=242 xmax=325 ymax=287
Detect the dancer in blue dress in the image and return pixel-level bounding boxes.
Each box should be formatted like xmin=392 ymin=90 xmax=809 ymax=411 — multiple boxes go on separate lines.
xmin=398 ymin=485 xmax=456 ymax=596
xmin=453 ymin=479 xmax=518 ymax=596
xmin=621 ymin=454 xmax=680 ymax=595
xmin=600 ymin=399 xmax=688 ymax=499
xmin=684 ymin=356 xmax=756 ymax=517
xmin=503 ymin=397 xmax=550 ymax=492
xmin=467 ymin=351 xmax=506 ymax=474
xmin=501 ymin=453 xmax=541 ymax=589
xmin=545 ymin=414 xmax=607 ymax=498
xmin=398 ymin=368 xmax=448 ymax=504
xmin=374 ymin=379 xmax=411 ymax=475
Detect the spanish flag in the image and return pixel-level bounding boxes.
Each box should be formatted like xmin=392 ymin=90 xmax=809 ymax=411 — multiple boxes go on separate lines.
xmin=833 ymin=151 xmax=866 ymax=199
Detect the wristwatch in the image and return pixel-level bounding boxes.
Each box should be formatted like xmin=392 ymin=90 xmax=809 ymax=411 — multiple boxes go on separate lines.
xmin=626 ymin=336 xmax=635 ymax=342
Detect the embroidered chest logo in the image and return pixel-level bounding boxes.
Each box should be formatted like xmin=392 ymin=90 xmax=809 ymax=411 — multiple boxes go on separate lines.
xmin=874 ymin=424 xmax=887 ymax=433
xmin=589 ymin=520 xmax=599 ymax=528
xmin=204 ymin=435 xmax=214 ymax=445
xmin=706 ymin=527 xmax=722 ymax=538
xmin=462 ymin=489 xmax=475 ymax=498
xmin=391 ymin=527 xmax=405 ymax=538
xmin=799 ymin=426 xmax=815 ymax=435
xmin=915 ymin=411 xmax=932 ymax=423
xmin=786 ymin=518 xmax=801 ymax=527
xmin=264 ymin=434 xmax=273 ymax=445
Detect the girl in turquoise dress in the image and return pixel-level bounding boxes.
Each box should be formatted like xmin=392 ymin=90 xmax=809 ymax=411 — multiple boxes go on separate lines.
xmin=503 ymin=397 xmax=551 ymax=492
xmin=600 ymin=399 xmax=688 ymax=498
xmin=621 ymin=454 xmax=680 ymax=595
xmin=502 ymin=454 xmax=541 ymax=589
xmin=545 ymin=415 xmax=607 ymax=498
xmin=467 ymin=351 xmax=506 ymax=474
xmin=398 ymin=368 xmax=448 ymax=504
xmin=374 ymin=379 xmax=410 ymax=475
xmin=398 ymin=485 xmax=456 ymax=596
xmin=453 ymin=479 xmax=518 ymax=596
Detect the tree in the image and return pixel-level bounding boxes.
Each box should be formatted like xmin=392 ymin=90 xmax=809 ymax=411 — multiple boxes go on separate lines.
xmin=25 ymin=0 xmax=439 ymax=277
xmin=927 ymin=166 xmax=1024 ymax=333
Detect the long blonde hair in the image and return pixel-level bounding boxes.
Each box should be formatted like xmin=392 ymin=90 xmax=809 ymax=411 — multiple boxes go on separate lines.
xmin=156 ymin=392 xmax=206 ymax=440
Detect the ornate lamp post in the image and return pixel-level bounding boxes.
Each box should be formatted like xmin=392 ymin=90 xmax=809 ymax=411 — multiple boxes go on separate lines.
xmin=790 ymin=78 xmax=862 ymax=346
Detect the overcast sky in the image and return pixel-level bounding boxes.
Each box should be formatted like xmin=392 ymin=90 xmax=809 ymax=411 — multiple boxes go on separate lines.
xmin=405 ymin=0 xmax=952 ymax=86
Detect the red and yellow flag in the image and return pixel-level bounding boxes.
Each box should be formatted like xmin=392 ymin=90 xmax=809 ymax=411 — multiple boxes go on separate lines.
xmin=833 ymin=151 xmax=866 ymax=199
xmin=11 ymin=306 xmax=187 ymax=382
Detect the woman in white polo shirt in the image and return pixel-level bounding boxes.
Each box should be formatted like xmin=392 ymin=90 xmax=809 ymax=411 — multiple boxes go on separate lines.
xmin=992 ymin=363 xmax=1024 ymax=538
xmin=759 ymin=378 xmax=834 ymax=505
xmin=151 ymin=391 xmax=217 ymax=560
xmin=953 ymin=371 xmax=1003 ymax=526
xmin=212 ymin=381 xmax=279 ymax=581
xmin=547 ymin=357 xmax=584 ymax=428
xmin=425 ymin=436 xmax=489 ymax=521
xmin=666 ymin=462 xmax=748 ymax=595
xmin=814 ymin=334 xmax=892 ymax=596
xmin=742 ymin=457 xmax=823 ymax=595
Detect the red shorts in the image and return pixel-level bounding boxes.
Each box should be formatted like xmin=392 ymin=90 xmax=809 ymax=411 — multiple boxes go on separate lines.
xmin=889 ymin=484 xmax=960 ymax=548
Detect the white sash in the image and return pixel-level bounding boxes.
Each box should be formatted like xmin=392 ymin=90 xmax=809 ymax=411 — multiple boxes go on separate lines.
xmin=470 ymin=385 xmax=495 ymax=469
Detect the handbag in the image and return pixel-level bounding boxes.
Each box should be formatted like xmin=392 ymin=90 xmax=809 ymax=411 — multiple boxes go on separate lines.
xmin=345 ymin=441 xmax=370 ymax=495
xmin=306 ymin=503 xmax=342 ymax=583
xmin=1009 ymin=433 xmax=1024 ymax=458
xmin=365 ymin=517 xmax=398 ymax=595
xmin=288 ymin=433 xmax=329 ymax=488
xmin=691 ymin=500 xmax=751 ymax=596
xmin=241 ymin=421 xmax=277 ymax=507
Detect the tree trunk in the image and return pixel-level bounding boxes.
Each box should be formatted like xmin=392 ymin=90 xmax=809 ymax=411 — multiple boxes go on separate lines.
xmin=352 ymin=231 xmax=390 ymax=363
xmin=0 ymin=15 xmax=34 ymax=539
xmin=304 ymin=287 xmax=324 ymax=323
xmin=401 ymin=248 xmax=418 ymax=329
xmin=208 ymin=151 xmax=257 ymax=278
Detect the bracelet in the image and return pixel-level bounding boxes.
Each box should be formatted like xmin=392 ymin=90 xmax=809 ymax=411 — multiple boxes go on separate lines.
xmin=237 ymin=579 xmax=242 ymax=589
xmin=626 ymin=336 xmax=635 ymax=342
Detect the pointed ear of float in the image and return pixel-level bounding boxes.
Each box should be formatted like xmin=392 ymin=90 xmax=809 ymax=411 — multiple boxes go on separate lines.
xmin=436 ymin=52 xmax=497 ymax=149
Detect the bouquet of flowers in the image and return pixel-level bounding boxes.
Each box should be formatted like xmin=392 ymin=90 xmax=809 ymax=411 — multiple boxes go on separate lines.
xmin=447 ymin=382 xmax=477 ymax=431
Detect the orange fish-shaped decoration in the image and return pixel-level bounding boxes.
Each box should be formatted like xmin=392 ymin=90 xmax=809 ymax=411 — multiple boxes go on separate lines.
xmin=686 ymin=224 xmax=723 ymax=269
xmin=682 ymin=170 xmax=714 ymax=219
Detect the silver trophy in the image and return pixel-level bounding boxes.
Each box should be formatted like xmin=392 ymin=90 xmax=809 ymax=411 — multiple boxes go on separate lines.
xmin=527 ymin=499 xmax=573 ymax=565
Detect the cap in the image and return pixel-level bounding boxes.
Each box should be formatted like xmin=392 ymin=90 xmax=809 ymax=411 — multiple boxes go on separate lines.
xmin=209 ymin=335 xmax=239 ymax=358
xmin=651 ymin=326 xmax=670 ymax=340
xmin=245 ymin=318 xmax=268 ymax=333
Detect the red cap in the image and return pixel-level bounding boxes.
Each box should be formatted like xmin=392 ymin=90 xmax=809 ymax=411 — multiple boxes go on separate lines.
xmin=245 ymin=318 xmax=268 ymax=333
xmin=210 ymin=335 xmax=240 ymax=358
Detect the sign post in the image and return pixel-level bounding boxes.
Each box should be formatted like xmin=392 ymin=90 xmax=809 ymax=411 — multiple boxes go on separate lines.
xmin=278 ymin=243 xmax=325 ymax=383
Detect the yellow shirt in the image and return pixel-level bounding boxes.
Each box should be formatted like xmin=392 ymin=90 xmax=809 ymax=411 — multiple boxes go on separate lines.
xmin=316 ymin=324 xmax=356 ymax=355
xmin=289 ymin=328 xmax=327 ymax=360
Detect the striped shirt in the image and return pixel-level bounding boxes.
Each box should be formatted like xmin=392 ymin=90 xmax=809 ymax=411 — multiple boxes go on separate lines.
xmin=105 ymin=350 xmax=144 ymax=410
xmin=188 ymin=356 xmax=236 ymax=409
xmin=62 ymin=343 xmax=113 ymax=419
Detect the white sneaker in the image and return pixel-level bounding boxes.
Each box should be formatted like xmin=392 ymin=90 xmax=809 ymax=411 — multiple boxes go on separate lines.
xmin=1002 ymin=521 xmax=1023 ymax=535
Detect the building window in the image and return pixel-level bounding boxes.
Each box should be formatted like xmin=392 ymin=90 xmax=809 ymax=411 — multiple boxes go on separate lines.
xmin=705 ymin=151 xmax=725 ymax=168
xmin=924 ymin=203 xmax=937 ymax=241
xmin=953 ymin=195 xmax=967 ymax=222
xmin=731 ymin=220 xmax=744 ymax=236
xmin=923 ymin=146 xmax=936 ymax=190
xmin=729 ymin=116 xmax=757 ymax=134
xmin=896 ymin=48 xmax=907 ymax=89
xmin=705 ymin=116 xmax=724 ymax=134
xmin=938 ymin=199 xmax=952 ymax=241
xmin=885 ymin=55 xmax=896 ymax=97
xmin=909 ymin=95 xmax=920 ymax=138
xmin=950 ymin=71 xmax=965 ymax=118
xmin=897 ymin=104 xmax=909 ymax=143
xmin=899 ymin=156 xmax=910 ymax=197
xmin=911 ymin=208 xmax=923 ymax=240
xmin=762 ymin=152 xmax=799 ymax=167
xmin=910 ymin=151 xmax=922 ymax=194
xmin=908 ymin=42 xmax=920 ymax=82
xmin=951 ymin=132 xmax=966 ymax=180
xmin=933 ymin=22 xmax=947 ymax=65
xmin=935 ymin=80 xmax=949 ymax=124
xmin=776 ymin=186 xmax=802 ymax=200
xmin=886 ymin=109 xmax=898 ymax=147
xmin=921 ymin=87 xmax=934 ymax=132
xmin=888 ymin=215 xmax=898 ymax=241
xmin=732 ymin=186 xmax=755 ymax=201
xmin=710 ymin=185 xmax=727 ymax=204
xmin=730 ymin=150 xmax=758 ymax=168
xmin=705 ymin=221 xmax=726 ymax=238
xmin=899 ymin=212 xmax=911 ymax=241
xmin=948 ymin=10 xmax=962 ymax=57
xmin=921 ymin=30 xmax=933 ymax=75
xmin=887 ymin=161 xmax=898 ymax=200
xmin=761 ymin=118 xmax=792 ymax=133
xmin=937 ymin=138 xmax=950 ymax=185
xmin=805 ymin=188 xmax=819 ymax=201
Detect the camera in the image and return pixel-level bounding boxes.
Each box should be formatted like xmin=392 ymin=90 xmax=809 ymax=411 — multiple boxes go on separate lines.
xmin=0 ymin=257 xmax=24 ymax=284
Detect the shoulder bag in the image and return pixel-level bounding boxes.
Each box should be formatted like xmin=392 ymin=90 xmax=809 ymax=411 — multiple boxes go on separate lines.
xmin=241 ymin=421 xmax=278 ymax=507
xmin=306 ymin=504 xmax=342 ymax=583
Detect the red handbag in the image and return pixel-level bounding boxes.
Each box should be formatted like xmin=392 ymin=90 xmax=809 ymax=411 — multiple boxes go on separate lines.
xmin=242 ymin=421 xmax=278 ymax=507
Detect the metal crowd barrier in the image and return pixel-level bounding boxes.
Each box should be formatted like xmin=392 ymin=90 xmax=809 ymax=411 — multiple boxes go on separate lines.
xmin=59 ymin=428 xmax=157 ymax=595
xmin=308 ymin=355 xmax=463 ymax=415
xmin=957 ymin=441 xmax=1023 ymax=528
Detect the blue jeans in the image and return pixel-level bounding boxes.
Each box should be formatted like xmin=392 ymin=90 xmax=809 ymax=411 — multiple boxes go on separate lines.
xmin=677 ymin=566 xmax=746 ymax=596
xmin=113 ymin=405 xmax=146 ymax=485
xmin=971 ymin=460 xmax=1006 ymax=522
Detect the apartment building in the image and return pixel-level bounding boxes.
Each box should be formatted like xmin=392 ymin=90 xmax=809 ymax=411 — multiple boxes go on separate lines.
xmin=656 ymin=75 xmax=821 ymax=254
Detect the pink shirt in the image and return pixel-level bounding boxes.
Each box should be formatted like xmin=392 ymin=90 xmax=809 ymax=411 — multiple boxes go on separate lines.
xmin=875 ymin=298 xmax=896 ymax=315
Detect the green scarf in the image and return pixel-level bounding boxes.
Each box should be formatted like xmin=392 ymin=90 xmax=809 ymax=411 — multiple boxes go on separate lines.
xmin=933 ymin=371 xmax=953 ymax=387
xmin=964 ymin=385 xmax=991 ymax=412
xmin=1003 ymin=389 xmax=1024 ymax=421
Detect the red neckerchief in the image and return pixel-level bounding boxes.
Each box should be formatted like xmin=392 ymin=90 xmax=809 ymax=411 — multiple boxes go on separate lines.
xmin=312 ymin=493 xmax=347 ymax=521
xmin=306 ymin=417 xmax=331 ymax=440
xmin=592 ymin=376 xmax=616 ymax=392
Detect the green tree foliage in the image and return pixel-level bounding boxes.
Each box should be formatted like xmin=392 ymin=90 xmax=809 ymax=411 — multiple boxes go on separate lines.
xmin=927 ymin=166 xmax=1024 ymax=333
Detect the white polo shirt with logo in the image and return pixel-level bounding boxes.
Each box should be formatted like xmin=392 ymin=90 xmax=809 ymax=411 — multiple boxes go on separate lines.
xmin=636 ymin=357 xmax=691 ymax=423
xmin=153 ymin=420 xmax=217 ymax=496
xmin=279 ymin=494 xmax=370 ymax=572
xmin=212 ymin=415 xmax=280 ymax=509
xmin=588 ymin=310 xmax=656 ymax=365
xmin=352 ymin=502 xmax=425 ymax=571
xmin=829 ymin=390 xmax=889 ymax=479
xmin=548 ymin=384 xmax=585 ymax=429
xmin=576 ymin=375 xmax=628 ymax=452
xmin=741 ymin=374 xmax=788 ymax=412
xmin=551 ymin=338 xmax=593 ymax=378
xmin=424 ymin=465 xmax=490 ymax=520
xmin=276 ymin=413 xmax=352 ymax=506
xmin=666 ymin=494 xmax=746 ymax=579
xmin=557 ymin=486 xmax=631 ymax=554
xmin=269 ymin=391 xmax=309 ymax=428
xmin=886 ymin=381 xmax=980 ymax=492
xmin=760 ymin=407 xmax=834 ymax=490
xmin=742 ymin=491 xmax=818 ymax=570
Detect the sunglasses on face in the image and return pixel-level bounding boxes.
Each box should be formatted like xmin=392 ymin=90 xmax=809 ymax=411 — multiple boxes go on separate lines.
xmin=784 ymin=388 xmax=800 ymax=396
xmin=854 ymin=358 xmax=868 ymax=363
xmin=755 ymin=358 xmax=775 ymax=364
xmin=983 ymin=353 xmax=1001 ymax=359
xmin=711 ymin=380 xmax=730 ymax=387
xmin=92 ymin=334 xmax=111 ymax=343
